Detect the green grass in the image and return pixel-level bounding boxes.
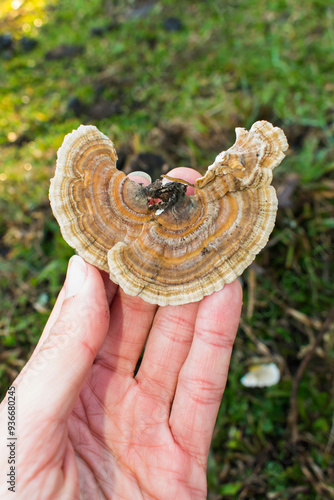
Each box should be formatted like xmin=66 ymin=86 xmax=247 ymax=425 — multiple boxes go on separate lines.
xmin=1 ymin=0 xmax=334 ymax=498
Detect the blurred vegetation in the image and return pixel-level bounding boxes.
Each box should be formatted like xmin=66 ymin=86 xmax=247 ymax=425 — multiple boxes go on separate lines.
xmin=0 ymin=0 xmax=334 ymax=498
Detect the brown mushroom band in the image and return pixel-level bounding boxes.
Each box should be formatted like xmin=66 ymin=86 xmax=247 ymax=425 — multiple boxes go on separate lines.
xmin=49 ymin=121 xmax=288 ymax=306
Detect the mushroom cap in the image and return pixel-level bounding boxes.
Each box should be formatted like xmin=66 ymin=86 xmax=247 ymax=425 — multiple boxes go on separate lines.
xmin=49 ymin=121 xmax=288 ymax=306
xmin=240 ymin=362 xmax=281 ymax=388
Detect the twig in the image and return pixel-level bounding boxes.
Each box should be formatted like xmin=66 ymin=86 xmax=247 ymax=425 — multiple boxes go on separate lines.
xmin=267 ymin=485 xmax=310 ymax=499
xmin=300 ymin=455 xmax=334 ymax=498
xmin=246 ymin=266 xmax=256 ymax=319
xmin=287 ymin=306 xmax=334 ymax=443
xmin=325 ymin=410 xmax=334 ymax=454
xmin=239 ymin=318 xmax=271 ymax=357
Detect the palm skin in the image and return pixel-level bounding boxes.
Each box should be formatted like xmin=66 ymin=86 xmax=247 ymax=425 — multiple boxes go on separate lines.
xmin=0 ymin=169 xmax=242 ymax=499
xmin=0 ymin=269 xmax=241 ymax=500
xmin=69 ymin=280 xmax=242 ymax=500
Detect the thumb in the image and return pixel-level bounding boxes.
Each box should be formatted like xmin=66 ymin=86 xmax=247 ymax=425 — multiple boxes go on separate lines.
xmin=18 ymin=256 xmax=111 ymax=421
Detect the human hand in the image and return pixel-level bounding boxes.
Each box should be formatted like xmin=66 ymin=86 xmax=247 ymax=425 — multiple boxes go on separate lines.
xmin=0 ymin=168 xmax=242 ymax=500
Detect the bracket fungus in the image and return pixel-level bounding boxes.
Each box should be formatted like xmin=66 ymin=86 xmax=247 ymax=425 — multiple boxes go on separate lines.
xmin=49 ymin=121 xmax=288 ymax=306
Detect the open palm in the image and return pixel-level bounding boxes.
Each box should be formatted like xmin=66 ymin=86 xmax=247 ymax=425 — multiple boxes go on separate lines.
xmin=0 ymin=261 xmax=241 ymax=500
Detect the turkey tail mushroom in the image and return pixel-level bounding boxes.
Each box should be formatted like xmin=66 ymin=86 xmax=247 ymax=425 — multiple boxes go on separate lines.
xmin=49 ymin=121 xmax=288 ymax=306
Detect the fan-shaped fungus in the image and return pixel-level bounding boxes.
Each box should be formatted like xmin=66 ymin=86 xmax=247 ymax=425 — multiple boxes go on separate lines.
xmin=49 ymin=121 xmax=288 ymax=305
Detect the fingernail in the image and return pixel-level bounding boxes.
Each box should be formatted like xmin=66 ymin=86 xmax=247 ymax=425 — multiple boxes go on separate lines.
xmin=65 ymin=255 xmax=87 ymax=298
xmin=127 ymin=171 xmax=152 ymax=185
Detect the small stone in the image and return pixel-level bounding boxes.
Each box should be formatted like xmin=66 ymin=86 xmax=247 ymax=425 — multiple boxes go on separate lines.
xmin=0 ymin=34 xmax=13 ymax=51
xmin=90 ymin=26 xmax=105 ymax=37
xmin=67 ymin=97 xmax=86 ymax=117
xmin=163 ymin=17 xmax=183 ymax=32
xmin=45 ymin=44 xmax=84 ymax=60
xmin=20 ymin=36 xmax=38 ymax=52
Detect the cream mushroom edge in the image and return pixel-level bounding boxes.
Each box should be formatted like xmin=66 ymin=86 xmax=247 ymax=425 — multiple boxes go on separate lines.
xmin=49 ymin=121 xmax=288 ymax=306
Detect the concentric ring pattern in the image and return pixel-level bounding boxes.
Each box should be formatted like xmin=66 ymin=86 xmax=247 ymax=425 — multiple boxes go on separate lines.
xmin=50 ymin=121 xmax=288 ymax=305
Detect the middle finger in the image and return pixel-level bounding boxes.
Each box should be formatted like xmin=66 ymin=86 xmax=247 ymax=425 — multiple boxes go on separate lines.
xmin=135 ymin=300 xmax=200 ymax=403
